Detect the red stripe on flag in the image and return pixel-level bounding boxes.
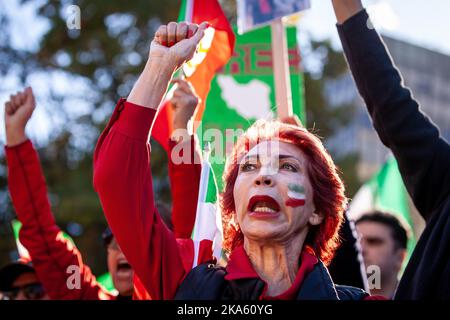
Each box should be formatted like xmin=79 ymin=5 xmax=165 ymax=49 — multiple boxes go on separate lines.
xmin=197 ymin=239 xmax=214 ymax=265
xmin=191 ymin=0 xmax=235 ymax=50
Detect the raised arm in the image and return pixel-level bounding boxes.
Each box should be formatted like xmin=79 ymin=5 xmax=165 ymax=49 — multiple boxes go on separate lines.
xmin=332 ymin=0 xmax=450 ymax=220
xmin=4 ymin=88 xmax=112 ymax=300
xmin=168 ymin=79 xmax=202 ymax=238
xmin=93 ymin=22 xmax=208 ymax=299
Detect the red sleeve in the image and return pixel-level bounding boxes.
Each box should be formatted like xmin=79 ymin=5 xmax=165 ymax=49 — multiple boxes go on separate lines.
xmin=93 ymin=99 xmax=194 ymax=300
xmin=168 ymin=136 xmax=202 ymax=239
xmin=5 ymin=140 xmax=113 ymax=300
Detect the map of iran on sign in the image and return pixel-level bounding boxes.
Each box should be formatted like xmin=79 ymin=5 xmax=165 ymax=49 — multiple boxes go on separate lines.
xmin=216 ymin=75 xmax=273 ymax=120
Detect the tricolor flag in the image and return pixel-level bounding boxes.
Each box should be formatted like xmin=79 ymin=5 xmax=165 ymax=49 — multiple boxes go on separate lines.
xmin=11 ymin=220 xmax=31 ymax=263
xmin=151 ymin=0 xmax=235 ymax=151
xmin=348 ymin=156 xmax=416 ymax=259
xmin=190 ymin=144 xmax=223 ymax=268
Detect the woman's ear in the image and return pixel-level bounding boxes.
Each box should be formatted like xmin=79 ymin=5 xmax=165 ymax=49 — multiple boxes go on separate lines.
xmin=309 ymin=210 xmax=324 ymax=226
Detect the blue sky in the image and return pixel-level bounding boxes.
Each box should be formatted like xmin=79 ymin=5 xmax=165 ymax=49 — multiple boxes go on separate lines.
xmin=300 ymin=0 xmax=450 ymax=55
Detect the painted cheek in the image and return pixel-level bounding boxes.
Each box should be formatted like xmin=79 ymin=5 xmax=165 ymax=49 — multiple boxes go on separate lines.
xmin=285 ymin=198 xmax=306 ymax=208
xmin=286 ymin=183 xmax=306 ymax=208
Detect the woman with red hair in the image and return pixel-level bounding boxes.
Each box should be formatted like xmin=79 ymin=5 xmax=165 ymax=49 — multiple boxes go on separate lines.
xmin=221 ymin=120 xmax=346 ymax=267
xmin=94 ymin=21 xmax=373 ymax=300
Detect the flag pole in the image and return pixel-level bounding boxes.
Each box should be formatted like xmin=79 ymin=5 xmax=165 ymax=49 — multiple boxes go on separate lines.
xmin=185 ymin=0 xmax=193 ymax=22
xmin=271 ymin=18 xmax=293 ymax=119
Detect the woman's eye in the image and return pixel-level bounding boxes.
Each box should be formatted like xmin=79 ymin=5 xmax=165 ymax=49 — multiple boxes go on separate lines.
xmin=280 ymin=163 xmax=297 ymax=172
xmin=241 ymin=162 xmax=256 ymax=172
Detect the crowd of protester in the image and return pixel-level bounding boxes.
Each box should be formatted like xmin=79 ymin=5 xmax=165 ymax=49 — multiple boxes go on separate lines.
xmin=1 ymin=0 xmax=449 ymax=300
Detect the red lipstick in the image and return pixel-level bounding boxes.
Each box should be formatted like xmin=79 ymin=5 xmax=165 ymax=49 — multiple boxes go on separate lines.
xmin=247 ymin=195 xmax=281 ymax=219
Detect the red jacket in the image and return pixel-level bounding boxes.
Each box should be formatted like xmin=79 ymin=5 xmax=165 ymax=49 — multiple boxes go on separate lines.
xmin=5 ymin=107 xmax=201 ymax=299
xmin=94 ymin=99 xmax=215 ymax=300
xmin=6 ymin=140 xmax=113 ymax=299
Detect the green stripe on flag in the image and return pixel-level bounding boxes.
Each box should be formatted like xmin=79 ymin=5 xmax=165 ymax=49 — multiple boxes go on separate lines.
xmin=96 ymin=272 xmax=116 ymax=293
xmin=368 ymin=157 xmax=412 ymax=228
xmin=12 ymin=219 xmax=21 ymax=240
xmin=368 ymin=157 xmax=416 ymax=260
xmin=178 ymin=0 xmax=188 ymax=21
xmin=205 ymin=165 xmax=218 ymax=204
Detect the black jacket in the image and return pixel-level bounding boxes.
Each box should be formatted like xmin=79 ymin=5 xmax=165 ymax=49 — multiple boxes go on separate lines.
xmin=337 ymin=10 xmax=450 ymax=299
xmin=328 ymin=212 xmax=367 ymax=290
xmin=175 ymin=261 xmax=368 ymax=300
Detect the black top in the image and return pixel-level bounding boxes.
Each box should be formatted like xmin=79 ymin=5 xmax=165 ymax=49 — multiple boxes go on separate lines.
xmin=175 ymin=261 xmax=367 ymax=300
xmin=328 ymin=212 xmax=366 ymax=290
xmin=337 ymin=10 xmax=450 ymax=299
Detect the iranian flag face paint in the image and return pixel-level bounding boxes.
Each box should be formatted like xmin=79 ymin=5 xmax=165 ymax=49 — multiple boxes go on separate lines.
xmin=286 ymin=183 xmax=306 ymax=208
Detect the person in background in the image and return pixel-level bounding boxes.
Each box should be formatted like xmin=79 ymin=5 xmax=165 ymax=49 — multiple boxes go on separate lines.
xmin=0 ymin=262 xmax=49 ymax=300
xmin=332 ymin=0 xmax=450 ymax=299
xmin=2 ymin=79 xmax=201 ymax=299
xmin=355 ymin=211 xmax=409 ymax=298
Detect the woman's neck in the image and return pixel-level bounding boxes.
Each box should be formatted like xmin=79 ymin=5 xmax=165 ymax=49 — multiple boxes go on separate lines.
xmin=244 ymin=233 xmax=307 ymax=297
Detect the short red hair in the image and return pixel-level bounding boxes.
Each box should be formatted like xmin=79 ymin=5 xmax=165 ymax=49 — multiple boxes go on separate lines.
xmin=220 ymin=120 xmax=347 ymax=265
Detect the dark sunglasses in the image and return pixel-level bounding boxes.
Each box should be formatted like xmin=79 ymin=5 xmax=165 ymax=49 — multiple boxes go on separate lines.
xmin=2 ymin=282 xmax=46 ymax=300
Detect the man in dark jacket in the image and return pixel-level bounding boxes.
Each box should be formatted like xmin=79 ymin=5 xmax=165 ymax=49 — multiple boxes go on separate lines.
xmin=331 ymin=0 xmax=450 ymax=299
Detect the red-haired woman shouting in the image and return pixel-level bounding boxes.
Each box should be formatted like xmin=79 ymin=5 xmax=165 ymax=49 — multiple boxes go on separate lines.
xmin=94 ymin=21 xmax=375 ymax=300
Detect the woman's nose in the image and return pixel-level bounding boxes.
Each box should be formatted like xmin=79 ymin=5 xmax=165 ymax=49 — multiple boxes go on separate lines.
xmin=254 ymin=175 xmax=274 ymax=187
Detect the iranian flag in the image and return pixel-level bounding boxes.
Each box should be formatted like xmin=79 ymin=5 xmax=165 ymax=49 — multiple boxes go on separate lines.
xmin=190 ymin=144 xmax=223 ymax=268
xmin=11 ymin=220 xmax=31 ymax=263
xmin=151 ymin=0 xmax=235 ymax=151
xmin=347 ymin=156 xmax=417 ymax=258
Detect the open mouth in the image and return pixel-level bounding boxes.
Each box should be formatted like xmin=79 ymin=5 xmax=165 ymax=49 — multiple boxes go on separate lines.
xmin=116 ymin=260 xmax=132 ymax=272
xmin=247 ymin=195 xmax=281 ymax=214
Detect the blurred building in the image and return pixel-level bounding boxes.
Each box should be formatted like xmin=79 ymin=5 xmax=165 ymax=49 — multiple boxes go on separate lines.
xmin=325 ymin=35 xmax=450 ymax=181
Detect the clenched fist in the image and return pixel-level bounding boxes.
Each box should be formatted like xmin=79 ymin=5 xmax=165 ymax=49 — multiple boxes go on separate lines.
xmin=150 ymin=21 xmax=209 ymax=70
xmin=4 ymin=87 xmax=36 ymax=147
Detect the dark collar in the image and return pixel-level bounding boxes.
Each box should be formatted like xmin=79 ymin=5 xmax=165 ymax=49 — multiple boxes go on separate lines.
xmin=224 ymin=245 xmax=318 ymax=299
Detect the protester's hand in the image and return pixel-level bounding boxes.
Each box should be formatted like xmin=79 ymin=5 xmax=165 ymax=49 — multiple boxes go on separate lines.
xmin=127 ymin=22 xmax=208 ymax=110
xmin=170 ymin=79 xmax=200 ymax=132
xmin=4 ymin=87 xmax=35 ymax=146
xmin=150 ymin=21 xmax=209 ymax=71
xmin=331 ymin=0 xmax=363 ymax=24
